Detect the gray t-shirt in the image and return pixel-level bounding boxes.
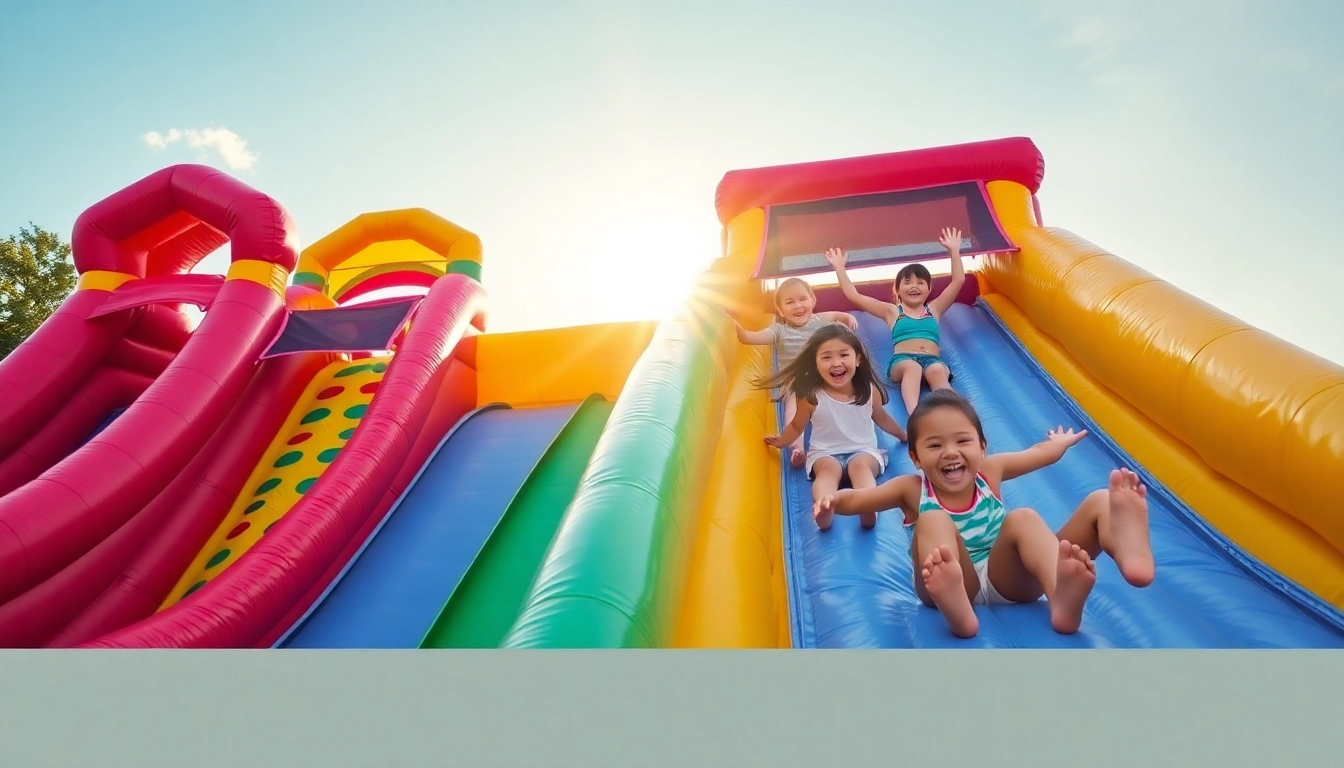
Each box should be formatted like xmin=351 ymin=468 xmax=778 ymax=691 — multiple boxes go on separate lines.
xmin=764 ymin=316 xmax=827 ymax=368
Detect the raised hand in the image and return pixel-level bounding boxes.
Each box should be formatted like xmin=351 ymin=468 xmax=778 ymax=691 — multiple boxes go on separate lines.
xmin=938 ymin=227 xmax=964 ymax=252
xmin=824 ymin=247 xmax=847 ymax=268
xmin=1046 ymin=425 xmax=1088 ymax=448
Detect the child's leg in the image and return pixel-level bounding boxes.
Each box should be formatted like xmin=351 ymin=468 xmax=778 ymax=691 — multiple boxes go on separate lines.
xmin=844 ymin=453 xmax=883 ymax=529
xmin=782 ymin=391 xmax=805 ymax=469
xmin=923 ymin=361 xmax=953 ymax=392
xmin=983 ymin=508 xmax=1097 ymax=634
xmin=910 ymin=510 xmax=980 ymax=638
xmin=809 ymin=457 xmax=844 ymax=531
xmin=1053 ymin=468 xmax=1155 ymax=588
xmin=888 ymin=359 xmax=923 ymax=414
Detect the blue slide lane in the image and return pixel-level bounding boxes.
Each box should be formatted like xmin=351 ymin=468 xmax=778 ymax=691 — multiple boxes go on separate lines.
xmin=277 ymin=403 xmax=578 ymax=648
xmin=779 ymin=301 xmax=1344 ymax=648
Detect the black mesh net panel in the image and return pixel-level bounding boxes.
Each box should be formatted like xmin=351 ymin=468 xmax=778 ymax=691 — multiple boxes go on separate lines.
xmin=262 ymin=297 xmax=421 ymax=359
xmin=756 ymin=182 xmax=1016 ymax=278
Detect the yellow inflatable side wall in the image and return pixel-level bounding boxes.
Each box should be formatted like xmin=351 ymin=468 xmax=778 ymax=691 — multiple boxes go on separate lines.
xmin=980 ymin=181 xmax=1344 ymax=607
xmin=475 ymin=321 xmax=659 ymax=408
xmin=673 ymin=208 xmax=793 ymax=648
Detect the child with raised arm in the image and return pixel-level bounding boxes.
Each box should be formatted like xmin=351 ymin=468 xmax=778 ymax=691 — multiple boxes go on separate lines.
xmin=755 ymin=324 xmax=907 ymax=531
xmin=733 ymin=277 xmax=858 ymax=467
xmin=814 ymin=389 xmax=1155 ymax=638
xmin=824 ymin=227 xmax=969 ymax=415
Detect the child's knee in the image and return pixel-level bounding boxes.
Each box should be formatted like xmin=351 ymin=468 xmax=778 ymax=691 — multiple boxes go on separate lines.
xmin=811 ymin=459 xmax=841 ymax=479
xmin=1004 ymin=507 xmax=1046 ymax=530
xmin=850 ymin=454 xmax=879 ymax=475
xmin=914 ymin=508 xmax=955 ymax=533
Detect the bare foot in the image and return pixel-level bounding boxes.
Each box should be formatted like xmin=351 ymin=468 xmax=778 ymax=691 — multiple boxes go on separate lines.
xmin=789 ymin=444 xmax=805 ymax=469
xmin=1107 ymin=469 xmax=1155 ymax=587
xmin=859 ymin=510 xmax=877 ymax=530
xmin=813 ymin=502 xmax=834 ymax=531
xmin=921 ymin=545 xmax=978 ymax=638
xmin=1049 ymin=540 xmax=1096 ymax=634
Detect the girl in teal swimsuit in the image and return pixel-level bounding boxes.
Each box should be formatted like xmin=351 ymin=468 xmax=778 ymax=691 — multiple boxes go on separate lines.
xmin=814 ymin=390 xmax=1157 ymax=639
xmin=825 ymin=226 xmax=968 ymax=415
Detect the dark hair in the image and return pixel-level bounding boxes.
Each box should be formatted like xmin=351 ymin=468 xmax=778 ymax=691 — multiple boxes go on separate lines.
xmin=893 ymin=264 xmax=932 ymax=300
xmin=906 ymin=388 xmax=985 ymax=448
xmin=752 ymin=324 xmax=889 ymax=407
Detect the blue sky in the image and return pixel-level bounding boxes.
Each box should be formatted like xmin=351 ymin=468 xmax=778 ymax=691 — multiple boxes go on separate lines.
xmin=2 ymin=0 xmax=1341 ymax=364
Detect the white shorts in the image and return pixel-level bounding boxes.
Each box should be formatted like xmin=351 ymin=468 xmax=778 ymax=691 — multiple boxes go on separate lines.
xmin=805 ymin=448 xmax=887 ymax=479
xmin=914 ymin=558 xmax=1015 ymax=605
xmin=970 ymin=558 xmax=1014 ymax=606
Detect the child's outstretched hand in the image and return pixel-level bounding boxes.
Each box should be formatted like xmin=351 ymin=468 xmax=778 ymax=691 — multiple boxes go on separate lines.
xmin=722 ymin=306 xmax=746 ymax=330
xmin=1046 ymin=425 xmax=1088 ymax=448
xmin=764 ymin=434 xmax=788 ymax=449
xmin=824 ymin=247 xmax=847 ymax=268
xmin=938 ymin=227 xmax=964 ymax=253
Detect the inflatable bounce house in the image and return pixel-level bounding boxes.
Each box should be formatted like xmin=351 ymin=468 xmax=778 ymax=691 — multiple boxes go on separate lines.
xmin=0 ymin=137 xmax=1340 ymax=649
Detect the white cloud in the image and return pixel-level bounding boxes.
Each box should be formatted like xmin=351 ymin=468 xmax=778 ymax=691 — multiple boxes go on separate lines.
xmin=1029 ymin=1 xmax=1133 ymax=73
xmin=141 ymin=126 xmax=259 ymax=171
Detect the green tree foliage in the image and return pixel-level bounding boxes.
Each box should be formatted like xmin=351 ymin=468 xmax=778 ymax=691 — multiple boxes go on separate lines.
xmin=0 ymin=224 xmax=78 ymax=359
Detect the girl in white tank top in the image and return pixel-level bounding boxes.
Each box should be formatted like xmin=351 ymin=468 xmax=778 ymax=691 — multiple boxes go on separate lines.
xmin=757 ymin=324 xmax=909 ymax=531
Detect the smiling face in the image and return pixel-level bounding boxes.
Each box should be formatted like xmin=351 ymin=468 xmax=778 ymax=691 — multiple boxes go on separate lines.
xmin=774 ymin=279 xmax=817 ymax=327
xmin=907 ymin=404 xmax=987 ymax=497
xmin=892 ymin=264 xmax=934 ymax=309
xmin=814 ymin=337 xmax=859 ymax=393
xmin=896 ymin=273 xmax=930 ymax=307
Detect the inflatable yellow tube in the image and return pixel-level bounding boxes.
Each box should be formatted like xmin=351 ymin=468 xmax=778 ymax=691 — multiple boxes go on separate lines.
xmin=980 ymin=180 xmax=1344 ymax=608
xmin=672 ymin=208 xmax=792 ymax=648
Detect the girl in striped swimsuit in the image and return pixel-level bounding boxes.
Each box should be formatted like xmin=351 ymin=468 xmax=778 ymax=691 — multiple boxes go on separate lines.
xmin=814 ymin=390 xmax=1156 ymax=638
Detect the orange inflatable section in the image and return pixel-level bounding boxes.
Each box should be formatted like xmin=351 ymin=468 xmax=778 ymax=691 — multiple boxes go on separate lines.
xmin=980 ymin=180 xmax=1344 ymax=607
xmin=475 ymin=321 xmax=659 ymax=408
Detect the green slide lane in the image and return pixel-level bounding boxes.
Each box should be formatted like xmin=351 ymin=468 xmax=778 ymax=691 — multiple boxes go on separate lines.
xmin=499 ymin=278 xmax=735 ymax=648
xmin=418 ymin=395 xmax=614 ymax=648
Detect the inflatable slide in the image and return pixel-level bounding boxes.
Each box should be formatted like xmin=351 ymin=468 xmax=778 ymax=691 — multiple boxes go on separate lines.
xmin=492 ymin=137 xmax=1344 ymax=650
xmin=0 ymin=168 xmax=654 ymax=648
xmin=2 ymin=137 xmax=1340 ymax=649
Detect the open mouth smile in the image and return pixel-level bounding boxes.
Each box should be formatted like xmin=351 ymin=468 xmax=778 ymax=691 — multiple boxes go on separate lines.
xmin=939 ymin=461 xmax=966 ymax=482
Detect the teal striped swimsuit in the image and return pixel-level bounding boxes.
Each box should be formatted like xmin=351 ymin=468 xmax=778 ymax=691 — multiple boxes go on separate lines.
xmin=904 ymin=472 xmax=1007 ymax=565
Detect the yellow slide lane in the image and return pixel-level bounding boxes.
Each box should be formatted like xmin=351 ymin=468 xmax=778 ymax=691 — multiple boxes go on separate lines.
xmin=161 ymin=357 xmax=389 ymax=608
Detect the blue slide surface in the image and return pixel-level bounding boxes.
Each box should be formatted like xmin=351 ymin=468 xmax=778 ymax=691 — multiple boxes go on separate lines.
xmin=779 ymin=301 xmax=1344 ymax=648
xmin=276 ymin=403 xmax=578 ymax=649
